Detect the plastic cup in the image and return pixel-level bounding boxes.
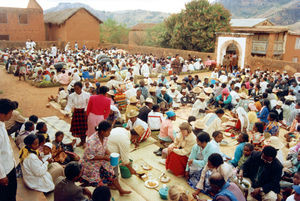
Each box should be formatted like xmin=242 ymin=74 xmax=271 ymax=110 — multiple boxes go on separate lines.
xmin=110 ymin=153 xmax=120 ymax=167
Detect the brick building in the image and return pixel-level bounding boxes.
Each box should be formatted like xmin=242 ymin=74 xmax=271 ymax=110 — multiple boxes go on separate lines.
xmin=44 ymin=8 xmax=102 ymax=44
xmin=129 ymin=23 xmax=156 ymax=45
xmin=215 ymin=18 xmax=300 ymax=69
xmin=283 ymin=32 xmax=300 ymax=63
xmin=0 ymin=0 xmax=45 ymax=41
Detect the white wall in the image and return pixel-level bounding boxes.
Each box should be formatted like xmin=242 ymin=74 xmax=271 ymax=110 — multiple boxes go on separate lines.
xmin=216 ymin=37 xmax=247 ymax=69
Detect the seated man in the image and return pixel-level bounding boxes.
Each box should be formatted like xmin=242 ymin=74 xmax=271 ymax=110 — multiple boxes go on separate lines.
xmin=54 ymin=162 xmax=92 ymax=201
xmin=48 ymin=87 xmax=68 ymax=110
xmin=5 ymin=101 xmax=25 ymax=135
xmin=126 ymin=110 xmax=151 ymax=146
xmin=239 ymin=146 xmax=283 ymax=201
xmin=208 ymin=172 xmax=246 ymax=201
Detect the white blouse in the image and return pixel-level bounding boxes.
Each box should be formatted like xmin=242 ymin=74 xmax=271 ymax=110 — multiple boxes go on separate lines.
xmin=22 ymin=153 xmax=54 ymax=192
xmin=65 ymin=91 xmax=90 ymax=113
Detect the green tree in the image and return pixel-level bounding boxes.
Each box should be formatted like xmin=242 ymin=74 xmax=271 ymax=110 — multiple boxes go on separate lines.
xmin=143 ymin=23 xmax=167 ymax=47
xmin=161 ymin=0 xmax=231 ymax=52
xmin=100 ymin=19 xmax=129 ymax=44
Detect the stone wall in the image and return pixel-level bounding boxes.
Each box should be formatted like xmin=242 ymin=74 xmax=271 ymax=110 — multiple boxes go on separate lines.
xmin=247 ymin=56 xmax=300 ymax=75
xmin=99 ymin=43 xmax=216 ymax=59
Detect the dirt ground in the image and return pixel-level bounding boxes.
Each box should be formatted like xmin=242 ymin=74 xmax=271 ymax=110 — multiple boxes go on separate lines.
xmin=0 ymin=67 xmax=69 ymax=121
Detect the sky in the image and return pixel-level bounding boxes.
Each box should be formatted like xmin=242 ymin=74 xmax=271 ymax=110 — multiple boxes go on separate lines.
xmin=0 ymin=0 xmax=214 ymax=13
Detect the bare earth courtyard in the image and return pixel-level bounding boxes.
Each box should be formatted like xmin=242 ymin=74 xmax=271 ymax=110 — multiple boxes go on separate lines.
xmin=0 ymin=67 xmax=290 ymax=201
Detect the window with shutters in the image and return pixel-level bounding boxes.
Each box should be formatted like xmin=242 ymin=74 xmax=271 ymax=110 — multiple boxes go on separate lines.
xmin=19 ymin=14 xmax=28 ymax=24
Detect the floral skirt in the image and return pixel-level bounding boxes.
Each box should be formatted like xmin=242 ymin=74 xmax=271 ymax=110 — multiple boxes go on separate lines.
xmin=99 ymin=166 xmax=116 ymax=186
xmin=188 ymin=169 xmax=202 ymax=189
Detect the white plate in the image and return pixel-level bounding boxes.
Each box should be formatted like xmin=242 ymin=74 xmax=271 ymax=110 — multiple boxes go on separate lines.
xmin=223 ymin=132 xmax=231 ymax=137
xmin=220 ymin=140 xmax=229 ymax=146
xmin=144 ymin=180 xmax=159 ymax=189
xmin=142 ymin=164 xmax=152 ymax=170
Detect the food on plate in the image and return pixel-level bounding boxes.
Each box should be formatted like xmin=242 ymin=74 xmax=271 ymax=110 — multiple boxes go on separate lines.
xmin=160 ymin=176 xmax=170 ymax=183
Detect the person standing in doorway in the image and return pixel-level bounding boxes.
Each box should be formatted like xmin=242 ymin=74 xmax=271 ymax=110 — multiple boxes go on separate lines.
xmin=0 ymin=99 xmax=17 ymax=201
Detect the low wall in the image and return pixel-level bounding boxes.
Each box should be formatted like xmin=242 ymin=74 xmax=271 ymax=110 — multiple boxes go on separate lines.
xmin=0 ymin=41 xmax=61 ymax=50
xmin=99 ymin=43 xmax=216 ymax=59
xmin=0 ymin=41 xmax=215 ymax=59
xmin=0 ymin=40 xmax=100 ymax=50
xmin=248 ymin=56 xmax=300 ymax=75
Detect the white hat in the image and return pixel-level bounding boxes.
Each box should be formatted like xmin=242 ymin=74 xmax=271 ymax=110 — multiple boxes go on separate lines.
xmin=170 ymin=85 xmax=177 ymax=90
xmin=145 ymin=97 xmax=154 ymax=104
xmin=276 ymin=101 xmax=283 ymax=106
xmin=285 ymin=95 xmax=296 ymax=101
xmin=194 ymin=120 xmax=205 ymax=129
xmin=44 ymin=142 xmax=53 ymax=149
xmin=129 ymin=96 xmax=138 ymax=104
xmin=107 ymin=90 xmax=115 ymax=96
xmin=161 ymin=87 xmax=167 ymax=91
xmin=294 ymin=72 xmax=300 ymax=77
xmin=149 ymin=87 xmax=156 ymax=93
xmin=204 ymin=87 xmax=213 ymax=94
xmin=127 ymin=109 xmax=139 ymax=118
xmin=192 ymin=87 xmax=202 ymax=94
xmin=197 ymin=93 xmax=208 ymax=100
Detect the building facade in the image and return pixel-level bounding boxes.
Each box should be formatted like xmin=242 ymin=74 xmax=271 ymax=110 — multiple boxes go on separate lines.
xmin=44 ymin=8 xmax=102 ymax=43
xmin=0 ymin=0 xmax=45 ymax=41
xmin=283 ymin=32 xmax=300 ymax=63
xmin=215 ymin=18 xmax=300 ymax=69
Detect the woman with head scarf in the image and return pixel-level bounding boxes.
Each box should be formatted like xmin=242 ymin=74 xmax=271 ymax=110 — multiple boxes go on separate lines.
xmin=248 ymin=102 xmax=258 ymax=130
xmin=19 ymin=134 xmax=54 ymax=193
xmin=225 ymin=107 xmax=250 ymax=136
xmin=154 ymin=111 xmax=177 ymax=156
xmin=215 ymin=88 xmax=233 ymax=110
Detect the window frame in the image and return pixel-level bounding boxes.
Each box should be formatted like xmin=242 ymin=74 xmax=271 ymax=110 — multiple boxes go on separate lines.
xmin=295 ymin=38 xmax=300 ymax=50
xmin=18 ymin=13 xmax=28 ymax=25
xmin=0 ymin=12 xmax=8 ymax=24
xmin=0 ymin=35 xmax=10 ymax=40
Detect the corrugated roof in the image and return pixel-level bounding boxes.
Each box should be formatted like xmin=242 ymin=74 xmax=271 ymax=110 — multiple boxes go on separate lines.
xmin=230 ymin=18 xmax=268 ymax=28
xmin=44 ymin=7 xmax=102 ymax=25
xmin=131 ymin=23 xmax=156 ymax=31
xmin=233 ymin=26 xmax=289 ymax=33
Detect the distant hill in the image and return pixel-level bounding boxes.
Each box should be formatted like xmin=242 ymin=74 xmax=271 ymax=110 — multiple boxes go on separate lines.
xmin=217 ymin=0 xmax=300 ymax=31
xmin=44 ymin=3 xmax=170 ymax=27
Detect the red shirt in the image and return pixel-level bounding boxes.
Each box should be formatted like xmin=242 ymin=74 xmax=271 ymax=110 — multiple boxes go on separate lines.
xmin=86 ymin=95 xmax=111 ymax=118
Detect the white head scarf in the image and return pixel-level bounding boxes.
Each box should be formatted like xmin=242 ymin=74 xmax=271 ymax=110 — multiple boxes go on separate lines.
xmin=236 ymin=107 xmax=249 ymax=132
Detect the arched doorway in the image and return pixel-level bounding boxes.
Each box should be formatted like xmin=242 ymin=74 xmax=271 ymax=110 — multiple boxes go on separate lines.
xmin=226 ymin=43 xmax=239 ymax=55
xmin=216 ymin=36 xmax=247 ymax=69
xmin=224 ymin=43 xmax=239 ymax=71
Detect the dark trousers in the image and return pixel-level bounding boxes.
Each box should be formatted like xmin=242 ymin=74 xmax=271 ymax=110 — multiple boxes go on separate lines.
xmin=215 ymin=102 xmax=233 ymax=110
xmin=7 ymin=122 xmax=23 ymax=136
xmin=0 ymin=168 xmax=17 ymax=201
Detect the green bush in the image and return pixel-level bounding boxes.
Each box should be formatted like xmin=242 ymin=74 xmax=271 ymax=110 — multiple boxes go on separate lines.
xmin=25 ymin=79 xmax=61 ymax=88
